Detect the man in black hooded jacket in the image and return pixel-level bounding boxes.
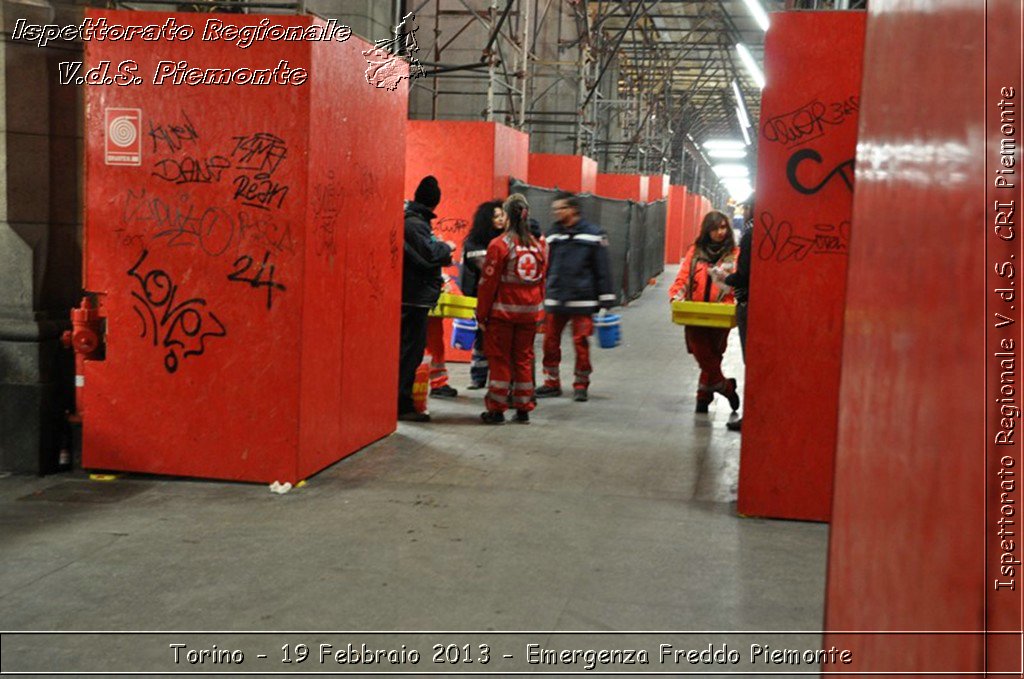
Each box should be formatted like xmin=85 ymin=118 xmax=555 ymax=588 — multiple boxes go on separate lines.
xmin=398 ymin=175 xmax=453 ymax=422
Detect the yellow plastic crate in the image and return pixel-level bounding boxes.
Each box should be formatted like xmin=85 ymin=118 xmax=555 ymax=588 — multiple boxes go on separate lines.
xmin=671 ymin=300 xmax=737 ymax=328
xmin=429 ymin=292 xmax=477 ymax=319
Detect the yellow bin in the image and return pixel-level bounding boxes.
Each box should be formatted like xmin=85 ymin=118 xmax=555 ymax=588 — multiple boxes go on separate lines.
xmin=671 ymin=300 xmax=737 ymax=328
xmin=430 ymin=292 xmax=477 ymax=319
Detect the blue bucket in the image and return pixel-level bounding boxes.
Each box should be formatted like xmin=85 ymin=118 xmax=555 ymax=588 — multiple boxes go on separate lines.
xmin=594 ymin=314 xmax=621 ymax=349
xmin=451 ymin=318 xmax=478 ymax=351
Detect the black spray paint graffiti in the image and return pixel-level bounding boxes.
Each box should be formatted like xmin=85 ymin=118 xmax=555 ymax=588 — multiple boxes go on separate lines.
xmin=312 ymin=174 xmax=342 ymax=257
xmin=762 ymin=96 xmax=859 ymax=148
xmin=122 ymin=188 xmax=234 ymax=257
xmin=230 ymin=132 xmax=287 ymax=177
xmin=121 ymin=189 xmax=295 ymax=260
xmin=227 ymin=251 xmax=286 ymax=310
xmin=152 ymin=155 xmax=232 ymax=185
xmin=389 ymin=228 xmax=400 ymax=270
xmin=756 ymin=211 xmax=850 ymax=263
xmin=128 ymin=249 xmax=227 ymax=373
xmin=434 ymin=217 xmax=469 ymax=237
xmin=229 ymin=132 xmax=290 ymax=211
xmin=147 ymin=111 xmax=199 ymax=154
xmin=786 ymin=149 xmax=855 ymax=196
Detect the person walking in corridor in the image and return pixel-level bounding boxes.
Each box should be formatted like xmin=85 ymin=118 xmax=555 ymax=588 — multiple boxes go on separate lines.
xmin=397 ymin=175 xmax=454 ymax=422
xmin=475 ymin=194 xmax=547 ymax=424
xmin=670 ymin=210 xmax=741 ymax=414
xmin=536 ymin=191 xmax=615 ymax=402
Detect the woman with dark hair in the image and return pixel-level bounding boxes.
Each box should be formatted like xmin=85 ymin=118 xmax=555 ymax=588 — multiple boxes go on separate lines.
xmin=459 ymin=199 xmax=506 ymax=389
xmin=669 ymin=210 xmax=741 ymax=414
xmin=476 ymin=194 xmax=547 ymax=424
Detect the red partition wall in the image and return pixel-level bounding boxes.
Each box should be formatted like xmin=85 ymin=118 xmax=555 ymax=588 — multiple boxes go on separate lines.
xmin=825 ymin=1 xmax=1022 ymax=674
xmin=737 ymin=12 xmax=865 ymax=521
xmin=406 ymin=121 xmax=529 ymax=360
xmin=529 ymin=153 xmax=598 ymax=193
xmin=596 ymin=173 xmax=649 ymax=202
xmin=683 ymin=193 xmax=702 ymax=244
xmin=665 ymin=185 xmax=688 ymax=264
xmin=81 ymin=11 xmax=406 ymax=484
xmin=646 ymin=174 xmax=669 ymax=201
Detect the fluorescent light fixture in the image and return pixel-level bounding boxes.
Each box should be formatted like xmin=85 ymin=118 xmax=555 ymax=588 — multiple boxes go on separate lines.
xmin=737 ymin=111 xmax=752 ymax=145
xmin=723 ymin=180 xmax=753 ymax=202
xmin=732 ymin=80 xmax=752 ymax=128
xmin=736 ymin=43 xmax=766 ymax=89
xmin=740 ymin=0 xmax=770 ymax=32
xmin=712 ymin=163 xmax=750 ymax=178
xmin=703 ymin=139 xmax=746 ymax=151
xmin=707 ymin=148 xmax=747 ymax=159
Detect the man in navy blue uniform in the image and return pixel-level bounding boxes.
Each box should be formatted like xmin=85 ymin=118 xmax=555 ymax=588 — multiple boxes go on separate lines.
xmin=536 ymin=191 xmax=615 ymax=402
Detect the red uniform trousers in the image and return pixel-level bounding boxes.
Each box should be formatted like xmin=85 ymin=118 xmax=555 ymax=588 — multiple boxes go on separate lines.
xmin=684 ymin=326 xmax=732 ymax=403
xmin=542 ymin=312 xmax=593 ymax=390
xmin=484 ymin=319 xmax=537 ymax=413
xmin=425 ymin=316 xmax=449 ymax=388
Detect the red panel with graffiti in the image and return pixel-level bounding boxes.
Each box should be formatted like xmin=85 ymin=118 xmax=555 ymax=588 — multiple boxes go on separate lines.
xmin=823 ymin=1 xmax=1022 ymax=674
xmin=301 ymin=28 xmax=407 ymax=477
xmin=682 ymin=193 xmax=702 ymax=246
xmin=82 ymin=10 xmax=406 ymax=483
xmin=596 ymin=173 xmax=649 ymax=203
xmin=529 ymin=153 xmax=598 ymax=194
xmin=737 ymin=11 xmax=865 ymax=521
xmin=405 ymin=121 xmax=528 ymax=362
xmin=665 ymin=185 xmax=688 ymax=264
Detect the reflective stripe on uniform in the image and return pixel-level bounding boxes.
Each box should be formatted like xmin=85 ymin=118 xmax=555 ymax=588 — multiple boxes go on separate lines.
xmin=564 ymin=300 xmax=598 ymax=307
xmin=465 ymin=249 xmax=487 ymax=258
xmin=574 ymin=234 xmax=603 ymax=242
xmin=489 ymin=380 xmax=510 ymax=389
xmin=493 ymin=302 xmax=544 ymax=314
xmin=598 ymin=294 xmax=616 ymax=302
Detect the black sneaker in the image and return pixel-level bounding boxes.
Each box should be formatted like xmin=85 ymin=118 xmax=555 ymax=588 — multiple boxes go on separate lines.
xmin=726 ymin=418 xmax=742 ymax=432
xmin=480 ymin=410 xmax=505 ymax=425
xmin=431 ymin=385 xmax=458 ymax=398
xmin=573 ymin=388 xmax=588 ymax=402
xmin=724 ymin=378 xmax=740 ymax=412
xmin=695 ymin=401 xmax=710 ymax=414
xmin=535 ymin=385 xmax=562 ymax=398
xmin=466 ymin=382 xmax=486 ymax=390
xmin=514 ymin=410 xmax=530 ymax=424
xmin=398 ymin=410 xmax=431 ymax=422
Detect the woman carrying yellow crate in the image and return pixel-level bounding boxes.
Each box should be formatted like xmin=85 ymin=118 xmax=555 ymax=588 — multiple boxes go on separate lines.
xmin=669 ymin=210 xmax=741 ymax=414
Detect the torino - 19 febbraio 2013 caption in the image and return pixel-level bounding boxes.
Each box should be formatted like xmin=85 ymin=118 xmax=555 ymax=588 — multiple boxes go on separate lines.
xmin=993 ymin=83 xmax=1019 ymax=594
xmin=12 ymin=17 xmax=354 ymax=86
xmin=168 ymin=641 xmax=854 ymax=670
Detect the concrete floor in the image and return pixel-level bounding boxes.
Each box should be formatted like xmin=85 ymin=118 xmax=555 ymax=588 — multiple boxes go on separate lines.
xmin=0 ymin=269 xmax=829 ymax=675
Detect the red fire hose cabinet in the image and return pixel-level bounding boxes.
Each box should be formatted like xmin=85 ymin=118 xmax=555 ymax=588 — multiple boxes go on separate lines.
xmin=82 ymin=10 xmax=408 ymax=483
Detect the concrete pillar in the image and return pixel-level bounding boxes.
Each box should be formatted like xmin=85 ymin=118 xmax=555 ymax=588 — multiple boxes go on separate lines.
xmin=0 ymin=0 xmax=82 ymax=473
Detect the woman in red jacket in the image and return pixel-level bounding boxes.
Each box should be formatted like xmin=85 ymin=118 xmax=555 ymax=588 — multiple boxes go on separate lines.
xmin=476 ymin=194 xmax=547 ymax=424
xmin=670 ymin=210 xmax=741 ymax=414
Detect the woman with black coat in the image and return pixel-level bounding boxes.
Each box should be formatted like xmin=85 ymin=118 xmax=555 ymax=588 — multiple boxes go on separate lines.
xmin=459 ymin=200 xmax=506 ymax=389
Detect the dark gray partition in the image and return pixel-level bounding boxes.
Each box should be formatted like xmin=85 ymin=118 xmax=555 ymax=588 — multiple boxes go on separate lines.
xmin=644 ymin=199 xmax=667 ymax=281
xmin=626 ymin=202 xmax=646 ymax=301
xmin=511 ymin=178 xmax=632 ymax=304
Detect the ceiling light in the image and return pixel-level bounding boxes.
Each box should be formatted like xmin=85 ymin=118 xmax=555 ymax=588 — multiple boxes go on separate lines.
xmin=740 ymin=0 xmax=770 ymax=32
xmin=707 ymin=148 xmax=747 ymax=159
xmin=737 ymin=111 xmax=752 ymax=145
xmin=712 ymin=164 xmax=749 ymax=178
xmin=732 ymin=80 xmax=752 ymax=129
xmin=703 ymin=139 xmax=746 ymax=150
xmin=736 ymin=43 xmax=766 ymax=90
